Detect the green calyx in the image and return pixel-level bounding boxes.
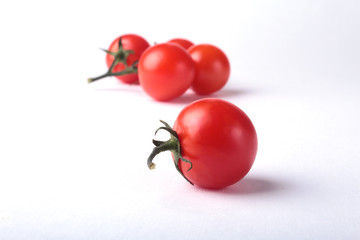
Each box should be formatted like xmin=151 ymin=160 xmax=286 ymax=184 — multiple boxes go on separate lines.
xmin=88 ymin=37 xmax=138 ymax=83
xmin=147 ymin=120 xmax=193 ymax=185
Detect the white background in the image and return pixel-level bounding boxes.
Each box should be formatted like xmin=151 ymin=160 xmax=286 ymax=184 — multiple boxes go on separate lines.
xmin=1 ymin=0 xmax=360 ymax=239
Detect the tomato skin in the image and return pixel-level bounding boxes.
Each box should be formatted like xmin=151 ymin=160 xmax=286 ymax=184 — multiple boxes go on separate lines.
xmin=168 ymin=38 xmax=194 ymax=50
xmin=106 ymin=34 xmax=150 ymax=84
xmin=188 ymin=44 xmax=230 ymax=95
xmin=138 ymin=43 xmax=195 ymax=101
xmin=173 ymin=98 xmax=257 ymax=189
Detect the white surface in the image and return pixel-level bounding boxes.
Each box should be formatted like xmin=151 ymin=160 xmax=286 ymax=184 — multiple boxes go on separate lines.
xmin=1 ymin=0 xmax=360 ymax=239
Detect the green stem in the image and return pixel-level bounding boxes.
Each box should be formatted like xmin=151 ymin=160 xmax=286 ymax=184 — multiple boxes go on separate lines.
xmin=87 ymin=65 xmax=138 ymax=83
xmin=147 ymin=120 xmax=194 ymax=185
xmin=88 ymin=38 xmax=137 ymax=83
xmin=87 ymin=72 xmax=110 ymax=83
xmin=147 ymin=139 xmax=177 ymax=170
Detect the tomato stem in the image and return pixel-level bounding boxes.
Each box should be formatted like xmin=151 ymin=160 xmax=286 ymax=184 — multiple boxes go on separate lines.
xmin=147 ymin=120 xmax=193 ymax=185
xmin=88 ymin=38 xmax=137 ymax=83
xmin=87 ymin=65 xmax=138 ymax=83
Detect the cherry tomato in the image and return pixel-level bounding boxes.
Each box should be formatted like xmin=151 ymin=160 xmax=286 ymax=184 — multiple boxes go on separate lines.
xmin=188 ymin=44 xmax=230 ymax=95
xmin=138 ymin=43 xmax=195 ymax=101
xmin=148 ymin=98 xmax=257 ymax=189
xmin=106 ymin=34 xmax=150 ymax=84
xmin=168 ymin=38 xmax=194 ymax=50
xmin=173 ymin=99 xmax=257 ymax=188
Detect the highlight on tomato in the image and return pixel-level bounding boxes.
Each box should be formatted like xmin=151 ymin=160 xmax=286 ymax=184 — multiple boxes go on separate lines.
xmin=147 ymin=98 xmax=258 ymax=189
xmin=188 ymin=44 xmax=230 ymax=95
xmin=167 ymin=38 xmax=194 ymax=50
xmin=88 ymin=34 xmax=150 ymax=84
xmin=138 ymin=43 xmax=195 ymax=101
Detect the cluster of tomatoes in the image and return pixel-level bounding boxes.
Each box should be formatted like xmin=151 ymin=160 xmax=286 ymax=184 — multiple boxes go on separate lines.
xmin=89 ymin=34 xmax=257 ymax=189
xmin=88 ymin=34 xmax=230 ymax=101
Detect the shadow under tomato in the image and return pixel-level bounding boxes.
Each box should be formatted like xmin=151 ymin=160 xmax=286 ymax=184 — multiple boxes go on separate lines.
xmin=225 ymin=177 xmax=286 ymax=195
xmin=195 ymin=177 xmax=287 ymax=195
xmin=165 ymin=91 xmax=205 ymax=104
xmin=166 ymin=87 xmax=254 ymax=105
xmin=212 ymin=88 xmax=256 ymax=98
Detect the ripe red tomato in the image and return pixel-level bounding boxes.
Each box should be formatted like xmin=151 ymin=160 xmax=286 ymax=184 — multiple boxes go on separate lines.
xmin=106 ymin=34 xmax=150 ymax=84
xmin=138 ymin=43 xmax=195 ymax=101
xmin=188 ymin=44 xmax=230 ymax=95
xmin=168 ymin=38 xmax=194 ymax=50
xmin=148 ymin=98 xmax=257 ymax=189
xmin=173 ymin=99 xmax=257 ymax=188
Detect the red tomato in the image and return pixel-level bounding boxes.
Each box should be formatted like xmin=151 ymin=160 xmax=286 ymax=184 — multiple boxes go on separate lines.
xmin=172 ymin=99 xmax=257 ymax=189
xmin=168 ymin=38 xmax=194 ymax=50
xmin=188 ymin=44 xmax=230 ymax=95
xmin=106 ymin=34 xmax=150 ymax=84
xmin=138 ymin=43 xmax=195 ymax=101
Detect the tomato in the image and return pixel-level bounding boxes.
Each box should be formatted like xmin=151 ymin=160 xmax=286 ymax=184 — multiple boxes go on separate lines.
xmin=188 ymin=44 xmax=230 ymax=95
xmin=148 ymin=98 xmax=257 ymax=189
xmin=138 ymin=43 xmax=195 ymax=101
xmin=106 ymin=34 xmax=150 ymax=84
xmin=168 ymin=38 xmax=194 ymax=50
